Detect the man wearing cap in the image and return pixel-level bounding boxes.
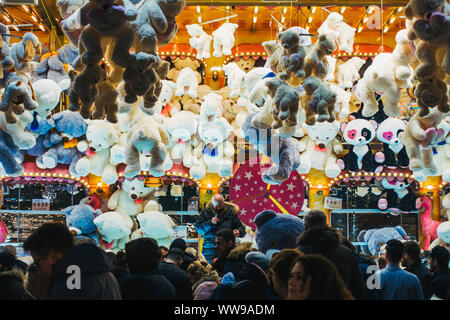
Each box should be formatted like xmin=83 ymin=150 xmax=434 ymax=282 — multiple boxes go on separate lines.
xmin=169 ymin=239 xmax=195 ymax=271
xmin=159 ymin=247 xmax=193 ymax=300
xmin=195 ymin=194 xmax=246 ymax=263
xmin=429 ymin=246 xmax=450 ymax=300
xmin=373 ymin=239 xmax=424 ymax=300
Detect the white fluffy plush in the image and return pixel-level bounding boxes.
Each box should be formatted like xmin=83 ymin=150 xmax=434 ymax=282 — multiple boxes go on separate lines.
xmin=337 ymin=57 xmax=365 ymax=89
xmin=0 ymin=111 xmax=35 ymax=149
xmin=212 ymin=23 xmax=238 ymax=57
xmin=324 ymin=56 xmax=337 ymax=82
xmin=336 ymin=21 xmax=356 ymax=53
xmin=94 ymin=211 xmax=133 ymax=252
xmin=434 ymin=116 xmax=450 ymax=182
xmin=186 ymin=24 xmax=213 ymax=60
xmin=200 ymin=92 xmax=223 ymax=122
xmin=32 ymin=79 xmax=63 ymax=117
xmin=357 ymin=29 xmax=415 ymax=117
xmin=165 ymin=110 xmax=200 ymax=168
xmin=317 ymin=12 xmax=355 ymax=53
xmin=222 ymin=62 xmax=246 ymax=98
xmin=297 ymin=120 xmax=343 ymax=178
xmin=75 ymin=119 xmax=120 ymax=185
xmin=175 ymin=67 xmax=199 ymax=98
xmin=240 ymin=67 xmax=273 ymax=100
xmin=108 ymin=177 xmax=160 ymax=217
xmin=329 ymin=83 xmax=351 ymax=118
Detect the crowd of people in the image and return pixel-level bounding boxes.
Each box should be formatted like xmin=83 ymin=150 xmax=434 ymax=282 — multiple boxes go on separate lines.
xmin=0 ymin=205 xmax=449 ymax=300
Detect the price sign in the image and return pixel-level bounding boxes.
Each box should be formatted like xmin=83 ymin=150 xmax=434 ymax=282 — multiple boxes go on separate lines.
xmin=173 ymin=226 xmax=188 ymax=240
xmin=324 ymin=197 xmax=343 ymax=210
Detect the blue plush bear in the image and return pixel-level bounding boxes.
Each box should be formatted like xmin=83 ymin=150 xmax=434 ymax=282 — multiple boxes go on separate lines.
xmin=358 ymin=225 xmax=408 ymax=256
xmin=0 ymin=129 xmax=24 ymax=176
xmin=254 ymin=210 xmax=305 ymax=253
xmin=38 ymin=110 xmax=88 ymax=176
xmin=64 ymin=203 xmax=101 ymax=244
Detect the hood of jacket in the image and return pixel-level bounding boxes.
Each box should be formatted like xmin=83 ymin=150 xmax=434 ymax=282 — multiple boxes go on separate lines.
xmin=52 ymin=243 xmax=113 ymax=282
xmin=296 ymin=227 xmax=341 ymax=253
xmin=192 ymin=271 xmax=220 ymax=292
xmin=194 ymin=280 xmax=218 ymax=300
xmin=226 ymin=242 xmax=255 ymax=261
xmin=205 ymin=201 xmax=239 ymax=215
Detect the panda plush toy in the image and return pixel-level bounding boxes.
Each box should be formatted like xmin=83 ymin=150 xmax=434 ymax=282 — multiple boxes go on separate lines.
xmin=375 ymin=117 xmax=409 ymax=168
xmin=377 ymin=177 xmax=418 ymax=213
xmin=338 ymin=119 xmax=379 ymax=172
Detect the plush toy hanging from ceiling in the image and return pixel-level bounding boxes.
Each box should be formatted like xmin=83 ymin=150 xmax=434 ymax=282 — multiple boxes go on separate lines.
xmin=212 ymin=22 xmax=238 ymax=57
xmin=186 ymin=24 xmax=212 ymax=60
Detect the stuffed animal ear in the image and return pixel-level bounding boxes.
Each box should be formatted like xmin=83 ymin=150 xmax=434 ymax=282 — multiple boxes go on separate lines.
xmin=369 ymin=120 xmax=378 ymax=130
xmin=340 ymin=122 xmax=348 ymax=133
xmin=25 ymin=40 xmax=35 ymax=58
xmin=36 ymin=42 xmax=42 ymax=56
xmin=404 ymin=5 xmax=413 ymax=20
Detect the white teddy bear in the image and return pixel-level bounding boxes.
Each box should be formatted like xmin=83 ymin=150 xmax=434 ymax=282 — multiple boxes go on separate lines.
xmin=212 ymin=23 xmax=239 ymax=57
xmin=222 ymin=62 xmax=246 ymax=98
xmin=94 ymin=211 xmax=133 ymax=252
xmin=190 ymin=117 xmax=234 ymax=179
xmin=130 ymin=201 xmax=175 ymax=248
xmin=175 ymin=67 xmax=199 ymax=98
xmin=434 ymin=116 xmax=450 ymax=182
xmin=329 ymin=83 xmax=351 ymax=118
xmin=357 ymin=29 xmax=415 ymax=117
xmin=240 ymin=67 xmax=273 ymax=100
xmin=324 ymin=56 xmax=337 ymax=82
xmin=75 ymin=119 xmax=121 ymax=185
xmin=144 ymin=79 xmax=178 ymax=117
xmin=165 ymin=110 xmax=200 ymax=168
xmin=107 ymin=177 xmax=160 ymax=217
xmin=200 ymin=92 xmax=224 ymax=122
xmin=297 ymin=120 xmax=344 ymax=178
xmin=186 ymin=24 xmax=213 ymax=60
xmin=336 ymin=21 xmax=356 ymax=53
xmin=337 ymin=57 xmax=365 ymax=89
xmin=317 ymin=12 xmax=343 ymax=44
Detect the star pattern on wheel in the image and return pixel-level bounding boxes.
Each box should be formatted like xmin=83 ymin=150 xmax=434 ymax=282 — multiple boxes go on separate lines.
xmin=240 ymin=208 xmax=247 ymax=216
xmin=233 ymin=184 xmax=241 ymax=191
xmin=245 ymin=172 xmax=253 ymax=180
xmin=287 ymin=183 xmax=295 ymax=191
xmin=292 ymin=202 xmax=298 ymax=209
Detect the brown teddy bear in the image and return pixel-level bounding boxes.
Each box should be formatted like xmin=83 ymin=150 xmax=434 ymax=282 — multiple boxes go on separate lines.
xmin=262 ymin=40 xmax=302 ymax=86
xmin=399 ymin=107 xmax=445 ymax=179
xmin=302 ymin=76 xmax=337 ymax=125
xmin=166 ymin=56 xmax=201 ymax=82
xmin=303 ymin=34 xmax=336 ymax=80
xmin=277 ymin=29 xmax=306 ymax=80
xmin=180 ymin=84 xmax=213 ymax=114
xmin=265 ymin=77 xmax=299 ymax=129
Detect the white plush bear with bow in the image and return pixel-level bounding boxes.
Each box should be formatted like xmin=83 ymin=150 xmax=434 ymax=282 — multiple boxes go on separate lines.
xmin=186 ymin=24 xmax=213 ymax=60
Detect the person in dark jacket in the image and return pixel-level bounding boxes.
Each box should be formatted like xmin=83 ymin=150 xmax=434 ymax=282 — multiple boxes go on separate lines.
xmin=223 ymin=242 xmax=257 ymax=277
xmin=429 ymin=245 xmax=450 ymax=300
xmin=110 ymin=251 xmax=129 ymax=290
xmin=0 ymin=269 xmax=35 ymax=300
xmin=402 ymin=241 xmax=433 ymax=299
xmin=295 ymin=210 xmax=365 ymax=300
xmin=23 ymin=222 xmax=121 ymax=300
xmin=1 ymin=245 xmax=28 ymax=274
xmin=159 ymin=248 xmax=193 ymax=300
xmin=195 ymin=194 xmax=246 ymax=263
xmin=211 ymin=228 xmax=236 ymax=277
xmin=169 ymin=238 xmax=195 ymax=271
xmin=122 ymin=238 xmax=176 ymax=300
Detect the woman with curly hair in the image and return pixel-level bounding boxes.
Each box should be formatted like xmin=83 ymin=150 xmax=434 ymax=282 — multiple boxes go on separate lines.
xmin=187 ymin=261 xmax=221 ymax=300
xmin=287 ymin=254 xmax=354 ymax=300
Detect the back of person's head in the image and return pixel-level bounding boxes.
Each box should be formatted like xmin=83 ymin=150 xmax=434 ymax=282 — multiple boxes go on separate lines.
xmin=291 ymin=254 xmax=354 ymax=300
xmin=0 ymin=252 xmax=15 ymax=272
xmin=430 ymin=246 xmax=449 ymax=271
xmin=125 ymin=238 xmax=161 ymax=274
xmin=0 ymin=269 xmax=35 ymax=300
xmin=270 ymin=249 xmax=303 ymax=287
xmin=185 ymin=247 xmax=198 ymax=260
xmin=215 ymin=228 xmax=235 ymax=244
xmin=385 ymin=239 xmax=404 ymax=264
xmin=340 ymin=237 xmax=356 ymax=252
xmin=113 ymin=251 xmax=129 ymax=273
xmin=187 ymin=260 xmax=212 ymax=283
xmin=303 ymin=210 xmax=328 ymax=230
xmin=23 ymin=223 xmax=74 ymax=256
xmin=378 ymin=254 xmax=387 ymax=269
xmin=403 ymin=241 xmax=420 ymax=262
xmin=170 ymin=238 xmax=187 ymax=252
xmin=166 ymin=248 xmax=184 ymax=264
xmin=2 ymin=245 xmax=17 ymax=257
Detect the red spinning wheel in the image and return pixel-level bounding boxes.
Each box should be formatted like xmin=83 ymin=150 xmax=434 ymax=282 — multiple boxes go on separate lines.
xmin=229 ymin=156 xmax=305 ymax=229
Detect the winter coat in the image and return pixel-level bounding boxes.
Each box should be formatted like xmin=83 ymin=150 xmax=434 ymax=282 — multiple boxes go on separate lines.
xmin=192 ymin=272 xmax=221 ymax=300
xmin=0 ymin=269 xmax=35 ymax=300
xmin=195 ymin=201 xmax=246 ymax=263
xmin=431 ymin=270 xmax=450 ymax=300
xmin=47 ymin=243 xmax=121 ymax=300
xmin=121 ymin=271 xmax=176 ymax=300
xmin=159 ymin=262 xmax=193 ymax=300
xmin=296 ymin=227 xmax=365 ymax=300
xmin=405 ymin=262 xmax=433 ymax=299
xmin=223 ymin=242 xmax=256 ymax=277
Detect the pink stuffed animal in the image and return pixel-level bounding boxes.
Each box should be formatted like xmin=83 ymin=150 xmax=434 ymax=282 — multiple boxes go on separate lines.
xmin=420 ymin=195 xmax=441 ymax=250
xmin=80 ymin=194 xmax=102 ymax=211
xmin=0 ymin=220 xmax=8 ymax=243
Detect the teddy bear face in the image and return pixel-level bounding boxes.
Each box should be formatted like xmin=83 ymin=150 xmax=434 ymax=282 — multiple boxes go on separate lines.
xmin=32 ymin=79 xmax=63 ymax=117
xmin=122 ymin=177 xmax=158 ymax=200
xmin=341 ymin=119 xmax=376 ymax=146
xmin=66 ymin=204 xmax=98 ymax=235
xmin=318 ymin=34 xmax=336 ymax=54
xmin=376 ymin=118 xmax=406 ymax=146
xmin=278 ymin=30 xmax=300 ymax=51
xmin=236 ymin=58 xmax=256 ymax=72
xmin=165 ymin=111 xmax=198 ymax=141
xmin=186 ymin=24 xmax=202 ymax=37
xmin=172 ymin=57 xmax=200 ymax=71
xmin=303 ymin=120 xmax=340 ymax=147
xmin=85 ymin=120 xmax=119 ymax=152
xmin=94 ymin=211 xmax=131 ymax=242
xmin=405 ymin=0 xmax=444 ymax=19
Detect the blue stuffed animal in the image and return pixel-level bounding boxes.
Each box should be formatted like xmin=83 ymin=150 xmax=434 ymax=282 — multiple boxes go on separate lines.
xmin=254 ymin=210 xmax=305 ymax=253
xmin=64 ymin=203 xmax=101 ymax=244
xmin=0 ymin=129 xmax=24 ymax=176
xmin=358 ymin=225 xmax=408 ymax=256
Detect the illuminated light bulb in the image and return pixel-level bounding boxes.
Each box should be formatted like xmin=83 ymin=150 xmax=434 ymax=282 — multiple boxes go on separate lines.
xmin=22 ymin=5 xmax=30 ymax=13
xmin=358 ymin=26 xmax=363 ymax=33
xmin=39 ymin=24 xmax=46 ymax=32
xmin=197 ymin=6 xmax=201 ymax=13
xmin=311 ymin=7 xmax=316 ymax=13
xmin=383 ymin=26 xmax=389 ymax=33
xmin=198 ymin=17 xmax=202 ymax=23
xmin=340 ymin=7 xmax=346 ymax=14
xmin=427 ymin=185 xmax=433 ymax=190
xmin=308 ymin=16 xmax=312 ymax=23
xmin=253 ymin=16 xmax=257 ymax=23
xmin=317 ymin=184 xmax=323 ymax=189
xmin=283 ymin=7 xmax=288 ymax=14
xmin=3 ymin=15 xmax=11 ymax=23
xmin=306 ymin=27 xmax=309 ymax=32
xmin=397 ymin=7 xmax=403 ymax=13
xmin=254 ymin=6 xmax=259 ymax=14
xmin=363 ymin=17 xmax=368 ymax=23
xmin=97 ymin=182 xmax=102 ymax=187
xmin=281 ymin=16 xmax=285 ymax=23
xmin=31 ymin=15 xmax=38 ymax=23
xmin=278 ymin=26 xmax=283 ymax=32
xmin=388 ymin=173 xmax=392 ymax=176
xmin=390 ymin=17 xmax=396 ymax=23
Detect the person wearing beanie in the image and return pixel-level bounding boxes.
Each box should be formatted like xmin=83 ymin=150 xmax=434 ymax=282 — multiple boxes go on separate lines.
xmin=169 ymin=239 xmax=195 ymax=271
xmin=429 ymin=246 xmax=450 ymax=300
xmin=373 ymin=240 xmax=424 ymax=300
xmin=122 ymin=238 xmax=175 ymax=300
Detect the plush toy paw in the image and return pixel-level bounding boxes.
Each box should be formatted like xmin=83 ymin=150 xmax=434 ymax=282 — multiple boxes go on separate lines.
xmin=374 ymin=165 xmax=384 ymax=174
xmin=42 ymin=155 xmax=57 ymax=169
xmin=14 ymin=133 xmax=36 ymax=150
xmin=413 ymin=13 xmax=448 ymax=45
xmin=375 ymin=151 xmax=385 ymax=164
xmin=361 ymin=101 xmax=379 ymax=117
xmin=297 ymin=158 xmax=311 ymax=174
xmin=110 ymin=148 xmax=125 ymax=166
xmin=378 ymin=198 xmax=388 ymax=210
xmin=213 ymin=50 xmax=222 ymax=58
xmin=75 ymin=158 xmax=90 ymax=177
xmin=325 ymin=163 xmax=341 ymax=178
xmin=336 ymin=159 xmax=345 ymax=170
xmin=124 ymin=168 xmax=140 ymax=179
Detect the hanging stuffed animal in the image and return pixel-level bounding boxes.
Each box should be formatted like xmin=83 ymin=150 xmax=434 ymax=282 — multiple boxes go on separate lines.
xmin=377 ymin=178 xmax=418 ymax=213
xmin=277 ymin=29 xmax=306 ymax=80
xmin=186 ymin=24 xmax=212 ymax=60
xmin=212 ymin=23 xmax=238 ymax=57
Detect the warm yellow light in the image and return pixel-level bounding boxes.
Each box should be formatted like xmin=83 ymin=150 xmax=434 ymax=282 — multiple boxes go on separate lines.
xmin=197 ymin=6 xmax=201 ymax=13
xmin=22 ymin=5 xmax=30 ymax=13
xmin=340 ymin=7 xmax=346 ymax=14
xmin=3 ymin=15 xmax=10 ymax=23
xmin=390 ymin=17 xmax=396 ymax=23
xmin=384 ymin=26 xmax=389 ymax=33
xmin=39 ymin=24 xmax=46 ymax=32
xmin=427 ymin=185 xmax=433 ymax=190
xmin=283 ymin=7 xmax=288 ymax=14
xmin=363 ymin=17 xmax=368 ymax=23
xmin=254 ymin=6 xmax=259 ymax=14
xmin=253 ymin=16 xmax=257 ymax=23
xmin=308 ymin=16 xmax=313 ymax=23
xmin=311 ymin=7 xmax=316 ymax=13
